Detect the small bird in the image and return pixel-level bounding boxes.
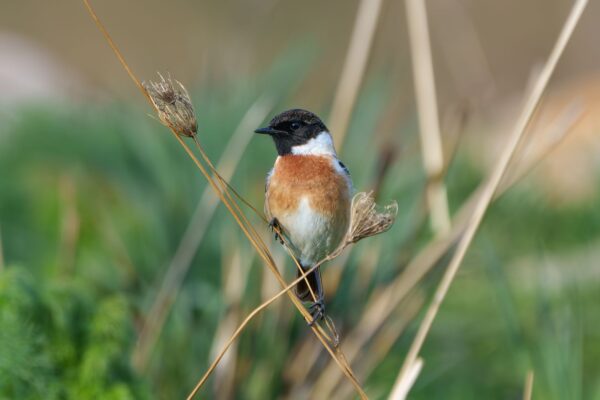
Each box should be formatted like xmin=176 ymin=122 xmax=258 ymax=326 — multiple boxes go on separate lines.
xmin=255 ymin=109 xmax=353 ymax=323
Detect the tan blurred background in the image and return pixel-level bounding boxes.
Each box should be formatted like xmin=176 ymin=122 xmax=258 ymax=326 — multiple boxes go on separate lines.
xmin=3 ymin=0 xmax=600 ymax=207
xmin=2 ymin=0 xmax=600 ymax=215
xmin=2 ymin=0 xmax=600 ymax=104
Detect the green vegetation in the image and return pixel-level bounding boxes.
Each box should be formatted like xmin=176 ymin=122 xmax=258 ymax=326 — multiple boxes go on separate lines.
xmin=1 ymin=71 xmax=599 ymax=399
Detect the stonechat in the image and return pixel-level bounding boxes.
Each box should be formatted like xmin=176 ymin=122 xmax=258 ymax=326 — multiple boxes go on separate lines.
xmin=255 ymin=109 xmax=353 ymax=323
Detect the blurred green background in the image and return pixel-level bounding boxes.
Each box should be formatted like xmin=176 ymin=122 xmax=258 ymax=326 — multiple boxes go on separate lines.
xmin=1 ymin=1 xmax=600 ymax=399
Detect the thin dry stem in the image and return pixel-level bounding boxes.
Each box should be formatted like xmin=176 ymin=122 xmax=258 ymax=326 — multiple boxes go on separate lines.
xmin=307 ymin=97 xmax=584 ymax=398
xmin=190 ymin=135 xmax=326 ymax=317
xmin=329 ymin=0 xmax=384 ymax=148
xmin=196 ymin=192 xmax=399 ymax=397
xmin=188 ymin=261 xmax=325 ymax=398
xmin=314 ymin=292 xmax=423 ymax=400
xmin=405 ymin=0 xmax=451 ymax=236
xmin=523 ymin=370 xmax=534 ymax=400
xmin=388 ymin=358 xmax=423 ymax=400
xmin=327 ymin=100 xmax=584 ymax=380
xmin=190 ymin=135 xmax=323 ymax=308
xmin=396 ymin=0 xmax=588 ymax=390
xmin=81 ymin=0 xmax=148 ymax=100
xmin=290 ymin=101 xmax=581 ymax=389
xmin=80 ymin=1 xmax=368 ymax=397
xmin=500 ymin=101 xmax=584 ymax=192
xmin=133 ymin=96 xmax=273 ymax=370
xmin=173 ymin=117 xmax=366 ymax=399
xmin=210 ymin=244 xmax=252 ymax=397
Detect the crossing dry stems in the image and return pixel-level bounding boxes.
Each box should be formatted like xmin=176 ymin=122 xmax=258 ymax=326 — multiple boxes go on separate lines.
xmin=80 ymin=0 xmax=372 ymax=398
xmin=133 ymin=95 xmax=275 ymax=371
xmin=80 ymin=0 xmax=588 ymax=398
xmin=395 ymin=0 xmax=588 ymax=395
xmin=298 ymin=100 xmax=584 ymax=398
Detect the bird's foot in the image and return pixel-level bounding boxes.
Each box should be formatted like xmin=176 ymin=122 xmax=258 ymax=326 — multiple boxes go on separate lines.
xmin=268 ymin=218 xmax=284 ymax=244
xmin=307 ymin=299 xmax=326 ymax=326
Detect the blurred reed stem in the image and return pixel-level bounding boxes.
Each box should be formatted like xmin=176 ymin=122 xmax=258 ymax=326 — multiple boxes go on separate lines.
xmin=190 ymin=135 xmax=324 ymax=308
xmin=211 ymin=241 xmax=253 ymax=398
xmin=280 ymin=93 xmax=582 ymax=398
xmin=405 ymin=0 xmax=451 ymax=236
xmin=329 ymin=0 xmax=384 ymax=149
xmin=389 ymin=357 xmax=423 ymax=400
xmin=315 ymin=292 xmax=424 ymax=400
xmin=523 ymin=371 xmax=534 ymax=400
xmin=395 ymin=0 xmax=588 ymax=394
xmin=311 ymin=100 xmax=584 ymax=395
xmin=132 ymin=96 xmax=274 ymax=371
xmin=282 ymin=0 xmax=387 ymax=381
xmin=191 ymin=260 xmax=332 ymax=397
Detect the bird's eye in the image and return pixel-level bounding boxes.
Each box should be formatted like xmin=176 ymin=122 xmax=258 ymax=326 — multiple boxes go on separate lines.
xmin=290 ymin=122 xmax=301 ymax=131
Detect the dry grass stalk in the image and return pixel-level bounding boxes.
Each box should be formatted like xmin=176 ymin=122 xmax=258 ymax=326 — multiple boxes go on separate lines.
xmin=500 ymin=101 xmax=584 ymax=192
xmin=196 ymin=192 xmax=399 ymax=397
xmin=258 ymin=0 xmax=385 ymax=338
xmin=305 ymin=96 xmax=583 ymax=398
xmin=143 ymin=74 xmax=198 ymax=138
xmin=329 ymin=0 xmax=384 ymax=148
xmin=285 ymin=141 xmax=400 ymax=385
xmin=189 ymin=261 xmax=332 ymax=397
xmin=389 ymin=357 xmax=423 ymax=400
xmin=182 ymin=117 xmax=361 ymax=394
xmin=185 ymin=130 xmax=364 ymax=389
xmin=182 ymin=136 xmax=366 ymax=398
xmin=523 ymin=371 xmax=534 ymax=400
xmin=210 ymin=244 xmax=252 ymax=397
xmin=189 ymin=135 xmax=324 ymax=311
xmin=327 ymin=100 xmax=584 ymax=378
xmin=80 ymin=1 xmax=369 ymax=397
xmin=132 ymin=96 xmax=273 ymax=371
xmin=405 ymin=0 xmax=451 ymax=236
xmin=314 ymin=292 xmax=423 ymax=400
xmin=395 ymin=0 xmax=588 ymax=392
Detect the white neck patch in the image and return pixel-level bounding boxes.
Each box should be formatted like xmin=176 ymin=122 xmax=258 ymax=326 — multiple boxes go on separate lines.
xmin=291 ymin=132 xmax=337 ymax=156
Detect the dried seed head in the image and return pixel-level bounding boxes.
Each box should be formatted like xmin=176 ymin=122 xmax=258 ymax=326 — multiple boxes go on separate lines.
xmin=346 ymin=191 xmax=398 ymax=244
xmin=143 ymin=73 xmax=197 ymax=137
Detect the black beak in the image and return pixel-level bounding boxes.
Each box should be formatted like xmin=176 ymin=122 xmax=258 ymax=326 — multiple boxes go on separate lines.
xmin=254 ymin=126 xmax=278 ymax=135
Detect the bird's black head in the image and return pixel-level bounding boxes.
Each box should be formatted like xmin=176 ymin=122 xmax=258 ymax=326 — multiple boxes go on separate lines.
xmin=255 ymin=109 xmax=329 ymax=156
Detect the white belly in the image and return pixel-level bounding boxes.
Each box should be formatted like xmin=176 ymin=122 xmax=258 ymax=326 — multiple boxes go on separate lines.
xmin=279 ymin=197 xmax=347 ymax=266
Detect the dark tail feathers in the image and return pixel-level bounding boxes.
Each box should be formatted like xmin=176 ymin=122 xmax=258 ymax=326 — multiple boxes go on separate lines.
xmin=295 ymin=266 xmax=323 ymax=302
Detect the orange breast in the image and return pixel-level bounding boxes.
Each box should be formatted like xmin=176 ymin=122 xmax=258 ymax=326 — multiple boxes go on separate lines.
xmin=266 ymin=155 xmax=351 ymax=221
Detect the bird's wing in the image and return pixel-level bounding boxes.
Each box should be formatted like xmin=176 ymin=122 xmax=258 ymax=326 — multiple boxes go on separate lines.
xmin=337 ymin=160 xmax=351 ymax=177
xmin=336 ymin=159 xmax=354 ymax=193
xmin=264 ymin=168 xmax=273 ymax=221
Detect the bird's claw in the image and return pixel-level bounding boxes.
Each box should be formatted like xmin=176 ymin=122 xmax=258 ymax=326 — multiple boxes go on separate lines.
xmin=308 ymin=299 xmax=325 ymax=326
xmin=269 ymin=218 xmax=284 ymax=244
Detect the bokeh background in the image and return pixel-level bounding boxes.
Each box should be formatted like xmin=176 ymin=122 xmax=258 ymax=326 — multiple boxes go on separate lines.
xmin=1 ymin=0 xmax=600 ymax=399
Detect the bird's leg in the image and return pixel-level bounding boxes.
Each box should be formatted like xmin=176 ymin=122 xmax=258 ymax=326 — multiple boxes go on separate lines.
xmin=268 ymin=217 xmax=284 ymax=244
xmin=307 ymin=296 xmax=326 ymax=326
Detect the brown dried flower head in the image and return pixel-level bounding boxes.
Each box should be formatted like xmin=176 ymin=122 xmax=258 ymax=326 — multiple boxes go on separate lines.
xmin=346 ymin=191 xmax=398 ymax=244
xmin=143 ymin=73 xmax=197 ymax=137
